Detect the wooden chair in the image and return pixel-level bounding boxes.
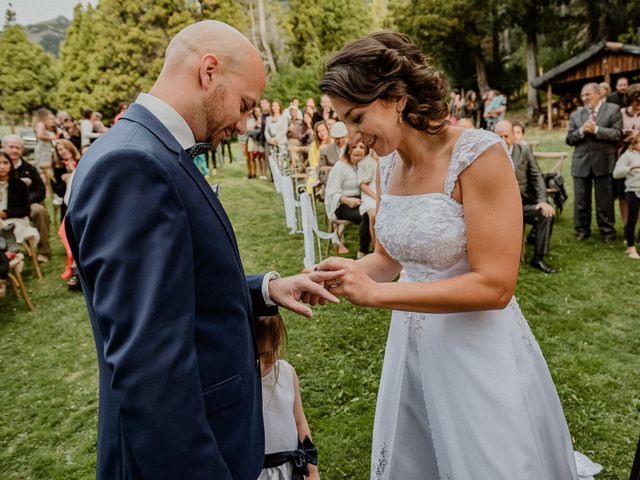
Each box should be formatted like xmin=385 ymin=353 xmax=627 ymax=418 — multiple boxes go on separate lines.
xmin=534 ymin=151 xmax=568 ymax=215
xmin=326 ymin=218 xmax=354 ymax=256
xmin=6 ymin=253 xmax=34 ymax=311
xmin=23 ymin=236 xmax=43 ymax=280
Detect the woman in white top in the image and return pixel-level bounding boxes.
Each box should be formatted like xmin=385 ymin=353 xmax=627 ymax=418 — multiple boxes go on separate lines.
xmin=265 ymin=100 xmax=289 ymax=160
xmin=324 ymin=141 xmax=372 ymax=258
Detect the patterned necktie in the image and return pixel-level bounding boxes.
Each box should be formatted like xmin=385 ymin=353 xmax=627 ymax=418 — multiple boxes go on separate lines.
xmin=590 ymin=109 xmax=597 ymax=122
xmin=186 ymin=142 xmax=214 ymax=158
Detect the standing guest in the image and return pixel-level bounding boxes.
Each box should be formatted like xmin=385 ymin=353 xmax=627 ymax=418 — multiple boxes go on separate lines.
xmin=613 ymin=132 xmax=640 ymax=259
xmin=313 ymin=94 xmax=336 ymax=125
xmin=496 ymin=120 xmax=556 ymax=273
xmin=567 ymin=82 xmax=622 ymax=242
xmin=283 ymin=97 xmax=302 ymax=122
xmin=64 ymin=21 xmax=339 ymax=480
xmin=608 ymin=76 xmax=629 ymax=108
xmin=265 ymin=100 xmax=289 ymax=160
xmin=249 ymin=106 xmax=267 ymax=180
xmin=55 ymin=111 xmax=71 ymax=137
xmin=621 ymin=84 xmax=640 ymax=147
xmin=52 ymin=140 xmax=80 ymax=221
xmin=616 ymin=83 xmax=640 ymax=225
xmin=484 ymin=90 xmax=507 ymax=131
xmin=599 ymin=82 xmax=612 ymax=98
xmin=324 ymin=140 xmax=372 ymax=258
xmin=1 ymin=135 xmax=51 ymax=262
xmin=449 ymin=89 xmax=463 ymax=122
xmin=63 ymin=116 xmax=82 ymax=151
xmin=256 ymin=314 xmax=319 ymax=480
xmin=113 ymin=102 xmax=130 ymax=123
xmin=461 ymin=90 xmax=479 ymax=127
xmin=240 ymin=114 xmax=252 ymax=178
xmin=33 ymin=108 xmax=56 ymax=196
xmin=304 ymin=97 xmax=316 ymax=118
xmin=80 ymin=109 xmax=102 ymax=147
xmin=286 ymin=106 xmax=306 ymax=168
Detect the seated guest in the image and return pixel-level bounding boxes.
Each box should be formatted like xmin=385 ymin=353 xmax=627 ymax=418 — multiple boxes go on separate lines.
xmin=324 ymin=141 xmax=371 ymax=258
xmin=307 ymin=121 xmax=330 ymax=171
xmin=286 ymin=106 xmax=306 ymax=168
xmin=512 ymin=121 xmax=527 ymax=145
xmin=319 ymin=121 xmax=348 ymax=168
xmin=0 ymin=150 xmax=40 ymax=248
xmin=1 ymin=135 xmax=50 ymax=263
xmin=495 ymin=120 xmax=556 ymax=273
xmin=358 ymin=150 xmax=378 ymax=246
xmin=52 ymin=140 xmax=80 ymax=221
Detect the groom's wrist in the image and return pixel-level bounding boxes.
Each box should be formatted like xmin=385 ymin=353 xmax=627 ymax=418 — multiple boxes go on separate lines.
xmin=262 ymin=271 xmax=281 ymax=307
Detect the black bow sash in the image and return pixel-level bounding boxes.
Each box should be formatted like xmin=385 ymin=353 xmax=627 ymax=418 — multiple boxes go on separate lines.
xmin=263 ymin=435 xmax=318 ymax=479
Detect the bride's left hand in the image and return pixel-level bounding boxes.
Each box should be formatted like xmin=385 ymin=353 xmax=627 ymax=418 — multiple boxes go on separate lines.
xmin=315 ymin=256 xmax=377 ymax=307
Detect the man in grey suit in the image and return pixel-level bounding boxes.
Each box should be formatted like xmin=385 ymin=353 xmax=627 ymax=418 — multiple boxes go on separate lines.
xmin=496 ymin=120 xmax=556 ymax=273
xmin=566 ymin=82 xmax=622 ymax=242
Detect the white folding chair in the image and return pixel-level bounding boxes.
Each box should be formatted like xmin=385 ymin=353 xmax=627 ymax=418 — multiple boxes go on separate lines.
xmin=299 ymin=192 xmax=339 ymax=269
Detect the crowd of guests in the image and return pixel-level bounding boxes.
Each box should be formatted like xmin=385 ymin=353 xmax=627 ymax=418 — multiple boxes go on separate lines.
xmin=0 ymin=104 xmax=119 ymax=297
xmin=255 ymin=79 xmax=639 ymax=274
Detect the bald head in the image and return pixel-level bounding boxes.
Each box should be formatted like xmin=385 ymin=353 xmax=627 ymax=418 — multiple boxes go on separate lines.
xmin=162 ymin=21 xmax=260 ymax=77
xmin=150 ymin=21 xmax=266 ymax=145
xmin=494 ymin=120 xmax=513 ymax=148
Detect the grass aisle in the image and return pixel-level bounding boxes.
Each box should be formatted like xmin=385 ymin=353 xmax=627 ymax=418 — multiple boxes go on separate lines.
xmin=1 ymin=132 xmax=639 ymax=479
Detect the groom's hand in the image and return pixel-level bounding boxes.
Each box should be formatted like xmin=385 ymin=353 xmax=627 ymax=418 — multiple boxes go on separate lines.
xmin=268 ymin=270 xmax=343 ymax=318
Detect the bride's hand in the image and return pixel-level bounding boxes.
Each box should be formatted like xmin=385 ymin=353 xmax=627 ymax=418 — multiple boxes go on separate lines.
xmin=315 ymin=257 xmax=377 ymax=307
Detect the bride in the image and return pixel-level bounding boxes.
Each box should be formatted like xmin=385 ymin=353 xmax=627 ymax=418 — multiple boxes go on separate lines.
xmin=312 ymin=32 xmax=599 ymax=479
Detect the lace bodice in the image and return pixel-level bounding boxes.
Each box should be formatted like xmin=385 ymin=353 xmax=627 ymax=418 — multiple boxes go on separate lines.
xmin=375 ymin=128 xmax=505 ymax=282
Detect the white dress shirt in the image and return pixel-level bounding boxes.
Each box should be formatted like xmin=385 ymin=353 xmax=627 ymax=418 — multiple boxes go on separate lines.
xmin=135 ymin=93 xmax=277 ymax=306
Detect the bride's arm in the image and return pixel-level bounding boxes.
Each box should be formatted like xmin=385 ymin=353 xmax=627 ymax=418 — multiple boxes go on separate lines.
xmin=320 ymin=144 xmax=522 ymax=313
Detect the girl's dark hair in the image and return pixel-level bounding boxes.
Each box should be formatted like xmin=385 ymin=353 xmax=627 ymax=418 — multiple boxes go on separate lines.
xmin=513 ymin=121 xmax=526 ymax=134
xmin=320 ymin=31 xmax=450 ymax=135
xmin=255 ymin=314 xmax=288 ymax=368
xmin=0 ymin=150 xmax=16 ymax=178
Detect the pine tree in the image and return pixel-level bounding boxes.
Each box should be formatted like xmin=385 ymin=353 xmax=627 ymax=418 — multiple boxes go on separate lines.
xmin=56 ymin=4 xmax=99 ymax=118
xmin=0 ymin=11 xmax=58 ymax=125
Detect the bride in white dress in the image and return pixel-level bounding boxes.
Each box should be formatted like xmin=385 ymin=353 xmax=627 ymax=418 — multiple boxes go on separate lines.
xmin=313 ymin=32 xmax=601 ymax=479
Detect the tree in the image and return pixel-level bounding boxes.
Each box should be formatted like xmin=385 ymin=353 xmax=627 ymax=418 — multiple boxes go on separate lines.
xmin=55 ymin=4 xmax=99 ymax=118
xmin=0 ymin=9 xmax=58 ymax=126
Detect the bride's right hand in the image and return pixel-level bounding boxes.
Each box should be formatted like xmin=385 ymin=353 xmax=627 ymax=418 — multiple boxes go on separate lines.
xmin=314 ymin=257 xmax=377 ymax=307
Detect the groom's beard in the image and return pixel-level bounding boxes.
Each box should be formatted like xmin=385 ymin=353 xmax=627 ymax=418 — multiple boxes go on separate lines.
xmin=204 ymin=84 xmax=227 ymax=147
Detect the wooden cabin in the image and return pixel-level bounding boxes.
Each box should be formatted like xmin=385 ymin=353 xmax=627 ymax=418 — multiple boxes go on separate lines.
xmin=531 ymin=41 xmax=640 ymax=129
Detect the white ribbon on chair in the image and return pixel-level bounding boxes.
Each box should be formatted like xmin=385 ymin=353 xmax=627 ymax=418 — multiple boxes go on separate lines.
xmin=299 ymin=192 xmax=340 ymax=269
xmin=268 ymin=155 xmax=283 ymax=193
xmin=281 ymin=175 xmax=299 ymax=234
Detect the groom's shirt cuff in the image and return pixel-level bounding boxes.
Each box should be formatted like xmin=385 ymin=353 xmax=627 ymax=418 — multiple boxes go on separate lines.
xmin=262 ymin=271 xmax=280 ymax=307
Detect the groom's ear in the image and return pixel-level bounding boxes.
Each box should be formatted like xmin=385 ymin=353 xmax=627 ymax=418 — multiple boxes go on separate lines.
xmin=199 ymin=53 xmax=219 ymax=89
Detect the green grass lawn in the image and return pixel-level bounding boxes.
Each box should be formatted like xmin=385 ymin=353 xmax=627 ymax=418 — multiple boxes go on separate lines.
xmin=1 ymin=129 xmax=639 ymax=479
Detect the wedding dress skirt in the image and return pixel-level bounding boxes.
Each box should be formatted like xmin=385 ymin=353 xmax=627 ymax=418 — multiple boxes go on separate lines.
xmin=370 ymin=129 xmax=600 ymax=479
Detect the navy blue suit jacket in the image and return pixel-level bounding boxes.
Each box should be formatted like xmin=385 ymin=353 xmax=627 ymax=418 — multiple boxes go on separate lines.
xmin=65 ymin=104 xmax=277 ymax=479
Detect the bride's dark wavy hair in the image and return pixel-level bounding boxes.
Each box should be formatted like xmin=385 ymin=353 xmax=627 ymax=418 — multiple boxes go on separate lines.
xmin=320 ymin=31 xmax=449 ymax=135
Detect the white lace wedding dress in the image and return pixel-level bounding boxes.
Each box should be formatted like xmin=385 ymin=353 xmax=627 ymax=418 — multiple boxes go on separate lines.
xmin=370 ymin=128 xmax=600 ymax=480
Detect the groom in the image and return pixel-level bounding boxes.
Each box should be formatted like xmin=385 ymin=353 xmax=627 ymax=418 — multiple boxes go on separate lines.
xmin=65 ymin=21 xmax=340 ymax=480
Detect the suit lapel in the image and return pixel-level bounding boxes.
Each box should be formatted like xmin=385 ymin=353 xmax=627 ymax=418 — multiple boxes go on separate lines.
xmin=122 ymin=104 xmax=243 ymax=268
xmin=177 ymin=151 xmax=243 ymax=267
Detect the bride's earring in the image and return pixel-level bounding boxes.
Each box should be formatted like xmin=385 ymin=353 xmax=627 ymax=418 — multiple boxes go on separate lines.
xmin=399 ymin=111 xmax=404 ymax=123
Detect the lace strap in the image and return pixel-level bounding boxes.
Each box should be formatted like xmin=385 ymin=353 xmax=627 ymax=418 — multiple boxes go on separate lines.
xmin=378 ymin=151 xmax=397 ymax=194
xmin=444 ymin=129 xmax=506 ymax=197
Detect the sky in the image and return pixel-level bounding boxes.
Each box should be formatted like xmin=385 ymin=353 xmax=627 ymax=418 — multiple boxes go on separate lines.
xmin=0 ymin=0 xmax=98 ymax=26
